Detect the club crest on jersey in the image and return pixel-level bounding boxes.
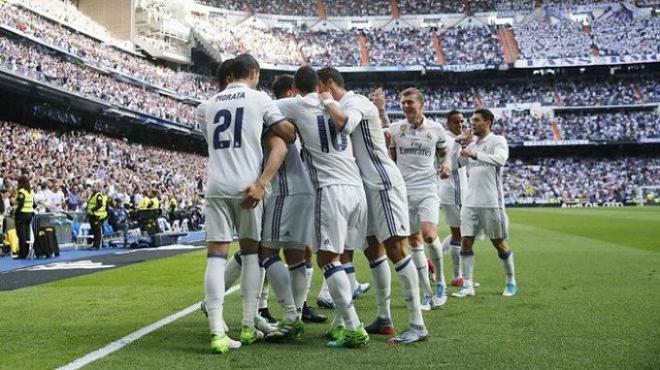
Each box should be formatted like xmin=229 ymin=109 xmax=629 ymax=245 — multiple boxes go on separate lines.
xmin=426 ymin=132 xmax=433 ymax=140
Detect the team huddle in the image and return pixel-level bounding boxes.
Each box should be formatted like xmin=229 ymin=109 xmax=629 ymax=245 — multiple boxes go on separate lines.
xmin=195 ymin=54 xmax=518 ymax=353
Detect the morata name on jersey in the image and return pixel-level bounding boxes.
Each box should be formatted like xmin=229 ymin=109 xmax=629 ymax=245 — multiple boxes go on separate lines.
xmin=215 ymin=92 xmax=246 ymax=101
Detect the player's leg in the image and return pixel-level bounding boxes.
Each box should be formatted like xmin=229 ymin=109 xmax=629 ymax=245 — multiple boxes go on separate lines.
xmin=409 ymin=231 xmax=434 ymax=309
xmin=321 ymin=186 xmax=368 ymax=348
xmin=258 ymin=276 xmax=276 ymax=323
xmin=340 ymin=249 xmax=357 ymax=294
xmin=300 ymin=245 xmax=326 ymax=322
xmin=487 ymin=208 xmax=517 ymax=296
xmin=448 ymin=226 xmax=463 ymax=286
xmin=363 ymin=237 xmax=394 ymax=335
xmin=204 ymin=198 xmax=240 ymax=353
xmin=453 ymin=207 xmax=478 ymax=298
xmin=225 ymin=252 xmax=242 ymax=288
xmin=421 ymin=221 xmax=447 ymax=307
xmin=283 ymin=248 xmax=307 ymax=316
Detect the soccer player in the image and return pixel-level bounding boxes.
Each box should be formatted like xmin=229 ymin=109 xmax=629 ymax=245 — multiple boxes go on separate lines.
xmin=388 ymin=88 xmax=452 ymax=311
xmin=196 ymin=54 xmax=295 ymax=353
xmin=438 ymin=110 xmax=468 ymax=287
xmin=452 ymin=109 xmax=517 ymax=298
xmin=318 ymin=67 xmax=428 ymax=344
xmin=273 ymin=66 xmax=369 ymax=348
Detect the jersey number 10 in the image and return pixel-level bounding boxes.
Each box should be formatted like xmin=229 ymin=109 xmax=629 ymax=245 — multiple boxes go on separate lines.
xmin=316 ymin=115 xmax=347 ymax=153
xmin=213 ymin=108 xmax=244 ymax=149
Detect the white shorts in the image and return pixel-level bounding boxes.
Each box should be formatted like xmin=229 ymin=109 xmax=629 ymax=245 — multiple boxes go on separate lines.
xmin=365 ymin=184 xmax=410 ymax=243
xmin=408 ymin=192 xmax=440 ymax=233
xmin=262 ymin=194 xmax=314 ymax=250
xmin=440 ymin=203 xmax=461 ymax=228
xmin=460 ymin=206 xmax=509 ymax=240
xmin=205 ymin=197 xmax=263 ymax=242
xmin=315 ymin=185 xmax=367 ymax=254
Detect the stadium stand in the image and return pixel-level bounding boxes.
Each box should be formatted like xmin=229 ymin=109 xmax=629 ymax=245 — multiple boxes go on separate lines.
xmin=440 ymin=25 xmax=504 ymax=66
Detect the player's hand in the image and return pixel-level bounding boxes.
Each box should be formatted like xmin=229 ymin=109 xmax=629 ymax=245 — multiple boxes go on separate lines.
xmin=438 ymin=163 xmax=451 ymax=179
xmin=456 ymin=129 xmax=473 ymax=145
xmin=460 ymin=148 xmax=476 ymax=159
xmin=241 ymin=181 xmax=266 ymax=209
xmin=319 ymin=92 xmax=333 ymax=103
xmin=372 ymin=88 xmax=385 ymax=110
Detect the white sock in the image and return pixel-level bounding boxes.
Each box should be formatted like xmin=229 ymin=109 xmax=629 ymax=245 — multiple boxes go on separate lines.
xmin=289 ymin=260 xmax=308 ymax=315
xmin=395 ymin=256 xmax=425 ymax=327
xmin=410 ymin=244 xmax=433 ymax=296
xmin=240 ymin=253 xmax=261 ymax=327
xmin=324 ymin=263 xmax=360 ymax=331
xmin=304 ymin=261 xmax=314 ymax=298
xmin=344 ymin=262 xmax=357 ymax=293
xmin=460 ymin=250 xmax=475 ymax=288
xmin=258 ymin=277 xmax=269 ymax=310
xmin=369 ymin=255 xmax=391 ymax=321
xmin=205 ymin=254 xmax=227 ymax=336
xmin=425 ymin=237 xmax=446 ymax=292
xmin=263 ymin=255 xmax=298 ymax=322
xmin=225 ymin=252 xmax=242 ymax=288
xmin=450 ymin=240 xmax=462 ymax=280
xmin=318 ymin=277 xmax=331 ymax=299
xmin=499 ymin=250 xmax=516 ymax=284
xmin=441 ymin=235 xmax=451 ymax=255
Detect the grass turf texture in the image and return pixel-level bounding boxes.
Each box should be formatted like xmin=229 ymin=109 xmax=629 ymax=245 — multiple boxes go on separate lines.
xmin=1 ymin=207 xmax=659 ymax=369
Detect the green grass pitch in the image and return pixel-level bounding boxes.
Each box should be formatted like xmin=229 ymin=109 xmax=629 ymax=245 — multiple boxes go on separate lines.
xmin=1 ymin=208 xmax=659 ymax=369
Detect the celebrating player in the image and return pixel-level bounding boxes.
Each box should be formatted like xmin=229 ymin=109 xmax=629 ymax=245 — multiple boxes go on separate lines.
xmin=388 ymin=88 xmax=452 ymax=311
xmin=274 ymin=66 xmax=370 ymax=348
xmin=196 ymin=54 xmax=295 ymax=353
xmin=438 ymin=110 xmax=468 ymax=287
xmin=318 ymin=67 xmax=428 ymax=344
xmin=452 ymin=109 xmax=518 ymax=298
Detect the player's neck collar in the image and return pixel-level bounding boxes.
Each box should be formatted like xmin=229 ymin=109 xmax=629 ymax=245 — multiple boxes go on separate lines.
xmin=226 ymin=82 xmax=248 ymax=89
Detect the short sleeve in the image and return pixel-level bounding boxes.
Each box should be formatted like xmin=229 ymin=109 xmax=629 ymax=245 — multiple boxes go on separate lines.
xmin=261 ymin=92 xmax=286 ymax=127
xmin=435 ymin=126 xmax=448 ymax=150
xmin=339 ymin=98 xmax=365 ymax=135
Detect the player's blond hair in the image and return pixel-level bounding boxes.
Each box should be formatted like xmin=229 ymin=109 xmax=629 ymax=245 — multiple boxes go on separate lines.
xmin=400 ymin=87 xmax=424 ymax=105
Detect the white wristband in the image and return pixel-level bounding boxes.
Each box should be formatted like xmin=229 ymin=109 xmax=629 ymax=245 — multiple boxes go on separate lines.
xmin=323 ymin=99 xmax=336 ymax=107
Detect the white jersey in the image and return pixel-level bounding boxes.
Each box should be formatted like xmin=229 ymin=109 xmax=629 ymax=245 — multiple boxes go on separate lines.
xmin=277 ymin=94 xmax=362 ymax=189
xmin=462 ymin=133 xmax=509 ymax=208
xmin=266 ymin=139 xmax=314 ymax=196
xmin=339 ymin=91 xmax=405 ymax=190
xmin=197 ymin=82 xmax=286 ymax=198
xmin=438 ymin=130 xmax=468 ymax=205
xmin=388 ymin=116 xmax=448 ymax=195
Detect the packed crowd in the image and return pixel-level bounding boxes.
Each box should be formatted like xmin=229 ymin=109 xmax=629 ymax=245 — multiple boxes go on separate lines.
xmin=0 ymin=4 xmax=215 ymax=100
xmin=515 ymin=19 xmax=593 ymax=59
xmin=296 ymin=29 xmax=363 ymax=66
xmin=364 ymin=28 xmax=436 ymax=66
xmin=440 ymin=26 xmax=504 ymax=66
xmin=0 ymin=36 xmax=196 ymax=127
xmin=504 ymin=157 xmax=660 ymax=205
xmin=13 ymin=0 xmax=135 ymax=51
xmin=0 ymin=121 xmax=205 ymax=214
xmin=398 ymin=0 xmax=465 ymax=14
xmin=326 ymin=0 xmax=391 ymax=16
xmin=248 ymin=0 xmax=317 ymax=15
xmin=592 ymin=16 xmax=660 ymax=57
xmin=556 ymin=111 xmax=659 ymax=142
xmin=557 ymin=79 xmax=641 ymax=106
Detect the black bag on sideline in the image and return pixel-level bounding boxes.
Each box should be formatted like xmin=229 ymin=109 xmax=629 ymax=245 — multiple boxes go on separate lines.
xmin=35 ymin=227 xmax=59 ymax=258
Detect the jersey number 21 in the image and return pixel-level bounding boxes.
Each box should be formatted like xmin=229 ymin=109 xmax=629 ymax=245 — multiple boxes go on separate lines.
xmin=213 ymin=108 xmax=244 ymax=149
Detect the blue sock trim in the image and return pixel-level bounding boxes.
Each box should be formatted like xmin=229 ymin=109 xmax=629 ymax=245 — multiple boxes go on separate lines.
xmin=369 ymin=256 xmax=387 ymax=269
xmin=394 ymin=256 xmax=412 ymax=272
xmin=450 ymin=240 xmax=461 ymax=246
xmin=498 ymin=250 xmax=512 ymax=260
xmin=234 ymin=252 xmax=242 ymax=265
xmin=288 ymin=260 xmax=306 ymax=271
xmin=344 ymin=264 xmax=356 ymax=274
xmin=305 ymin=260 xmax=313 ymax=269
xmin=460 ymin=250 xmax=474 ymax=257
xmin=262 ymin=255 xmax=281 ymax=269
xmin=207 ymin=252 xmax=228 ymax=259
xmin=322 ymin=263 xmax=344 ymax=279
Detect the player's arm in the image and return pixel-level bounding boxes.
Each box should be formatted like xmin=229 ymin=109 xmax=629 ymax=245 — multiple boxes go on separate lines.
xmin=241 ymin=132 xmax=288 ymax=209
xmin=319 ymin=92 xmax=362 ymax=134
xmin=263 ymin=93 xmax=296 ymax=144
xmin=372 ymin=88 xmax=390 ymax=128
xmin=435 ymin=134 xmax=452 ymax=179
xmin=268 ymin=119 xmax=297 ymax=144
xmin=387 ymin=126 xmax=397 ymax=161
xmin=460 ymin=137 xmax=509 ymax=166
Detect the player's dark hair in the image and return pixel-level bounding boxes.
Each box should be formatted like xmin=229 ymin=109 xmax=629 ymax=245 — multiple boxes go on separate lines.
xmin=272 ymin=74 xmax=295 ymax=99
xmin=216 ymin=58 xmax=234 ymax=88
xmin=317 ymin=66 xmax=344 ymax=88
xmin=231 ymin=54 xmax=260 ymax=80
xmin=294 ymin=66 xmax=319 ymax=94
xmin=474 ymin=108 xmax=495 ymax=127
xmin=447 ymin=110 xmax=462 ymax=122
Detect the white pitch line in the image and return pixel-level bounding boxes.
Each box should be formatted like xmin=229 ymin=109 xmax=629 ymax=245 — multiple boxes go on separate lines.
xmin=57 ymin=285 xmax=240 ymax=370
